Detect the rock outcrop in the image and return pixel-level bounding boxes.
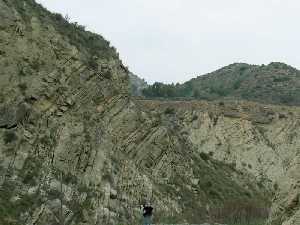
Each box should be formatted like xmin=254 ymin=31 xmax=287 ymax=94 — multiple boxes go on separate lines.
xmin=0 ymin=1 xmax=299 ymax=225
xmin=137 ymin=100 xmax=300 ymax=224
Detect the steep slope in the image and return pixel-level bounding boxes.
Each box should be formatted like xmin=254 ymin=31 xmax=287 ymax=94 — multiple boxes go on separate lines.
xmin=0 ymin=1 xmax=271 ymax=225
xmin=137 ymin=99 xmax=300 ymax=225
xmin=142 ymin=63 xmax=300 ymax=106
xmin=1 ymin=1 xmax=299 ymax=225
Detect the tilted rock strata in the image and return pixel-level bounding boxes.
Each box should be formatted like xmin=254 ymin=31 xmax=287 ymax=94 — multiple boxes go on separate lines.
xmin=137 ymin=100 xmax=300 ymax=225
xmin=0 ymin=1 xmax=299 ymax=225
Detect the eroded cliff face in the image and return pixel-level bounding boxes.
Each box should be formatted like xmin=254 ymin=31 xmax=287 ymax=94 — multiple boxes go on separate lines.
xmin=0 ymin=1 xmax=298 ymax=225
xmin=138 ymin=100 xmax=300 ymax=225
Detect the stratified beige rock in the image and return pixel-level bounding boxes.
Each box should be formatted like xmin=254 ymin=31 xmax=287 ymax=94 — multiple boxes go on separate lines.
xmin=0 ymin=1 xmax=299 ymax=225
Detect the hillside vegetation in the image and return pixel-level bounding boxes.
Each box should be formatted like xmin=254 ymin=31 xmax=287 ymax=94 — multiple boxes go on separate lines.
xmin=142 ymin=63 xmax=300 ymax=106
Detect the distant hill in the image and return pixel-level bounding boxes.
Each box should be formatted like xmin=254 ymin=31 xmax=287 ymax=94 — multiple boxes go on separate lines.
xmin=142 ymin=62 xmax=300 ymax=105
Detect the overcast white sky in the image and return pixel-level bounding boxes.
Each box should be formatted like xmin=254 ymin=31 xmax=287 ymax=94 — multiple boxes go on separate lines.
xmin=36 ymin=0 xmax=300 ymax=84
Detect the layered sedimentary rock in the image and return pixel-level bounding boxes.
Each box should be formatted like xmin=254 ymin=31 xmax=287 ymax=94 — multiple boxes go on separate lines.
xmin=137 ymin=100 xmax=300 ymax=224
xmin=0 ymin=1 xmax=299 ymax=225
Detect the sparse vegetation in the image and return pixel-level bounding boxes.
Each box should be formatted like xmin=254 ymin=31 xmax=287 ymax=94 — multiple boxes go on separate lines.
xmin=20 ymin=157 xmax=42 ymax=185
xmin=210 ymin=200 xmax=269 ymax=225
xmin=0 ymin=1 xmax=286 ymax=225
xmin=18 ymin=82 xmax=28 ymax=93
xmin=102 ymin=173 xmax=114 ymax=184
xmin=155 ymin=154 xmax=271 ymax=224
xmin=191 ymin=114 xmax=198 ymax=121
xmin=164 ymin=107 xmax=175 ymax=115
xmin=273 ymin=77 xmax=290 ymax=82
xmin=200 ymin=152 xmax=210 ymax=161
xmin=3 ymin=131 xmax=18 ymax=144
xmin=10 ymin=0 xmax=118 ymax=62
xmin=0 ymin=179 xmax=42 ymax=224
xmin=47 ymin=189 xmax=62 ymax=200
xmin=63 ymin=172 xmax=78 ymax=184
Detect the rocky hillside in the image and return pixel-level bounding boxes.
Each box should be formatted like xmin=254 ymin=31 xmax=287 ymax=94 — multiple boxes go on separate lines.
xmin=137 ymin=99 xmax=300 ymax=225
xmin=142 ymin=63 xmax=300 ymax=106
xmin=0 ymin=1 xmax=299 ymax=225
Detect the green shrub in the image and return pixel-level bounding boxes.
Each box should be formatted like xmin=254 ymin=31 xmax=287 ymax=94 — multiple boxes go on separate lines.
xmin=239 ymin=66 xmax=248 ymax=73
xmin=0 ymin=180 xmax=17 ymax=221
xmin=210 ymin=86 xmax=230 ymax=96
xmin=279 ymin=94 xmax=295 ymax=104
xmin=18 ymin=82 xmax=27 ymax=92
xmin=3 ymin=131 xmax=18 ymax=144
xmin=47 ymin=189 xmax=62 ymax=200
xmin=40 ymin=135 xmax=51 ymax=146
xmin=88 ymin=57 xmax=98 ymax=70
xmin=191 ymin=115 xmax=198 ymax=121
xmin=200 ymin=152 xmax=210 ymax=161
xmin=31 ymin=60 xmax=40 ymax=70
xmin=64 ymin=172 xmax=78 ymax=184
xmin=209 ymin=189 xmax=222 ymax=199
xmin=273 ymin=183 xmax=279 ymax=191
xmin=273 ymin=77 xmax=290 ymax=82
xmin=102 ymin=174 xmax=114 ymax=184
xmin=164 ymin=107 xmax=175 ymax=115
xmin=18 ymin=68 xmax=26 ymax=76
xmin=205 ymin=180 xmax=213 ymax=188
xmin=20 ymin=157 xmax=42 ymax=185
xmin=233 ymin=79 xmax=242 ymax=89
xmin=193 ymin=89 xmax=201 ymax=98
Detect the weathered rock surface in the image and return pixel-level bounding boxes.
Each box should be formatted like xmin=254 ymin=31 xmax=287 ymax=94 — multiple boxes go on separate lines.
xmin=0 ymin=1 xmax=299 ymax=225
xmin=137 ymin=100 xmax=300 ymax=225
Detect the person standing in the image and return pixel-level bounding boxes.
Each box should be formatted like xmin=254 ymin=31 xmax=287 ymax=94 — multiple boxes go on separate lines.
xmin=141 ymin=203 xmax=153 ymax=225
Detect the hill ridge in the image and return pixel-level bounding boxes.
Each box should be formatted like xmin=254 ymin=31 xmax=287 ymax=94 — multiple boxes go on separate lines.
xmin=140 ymin=61 xmax=300 ymax=106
